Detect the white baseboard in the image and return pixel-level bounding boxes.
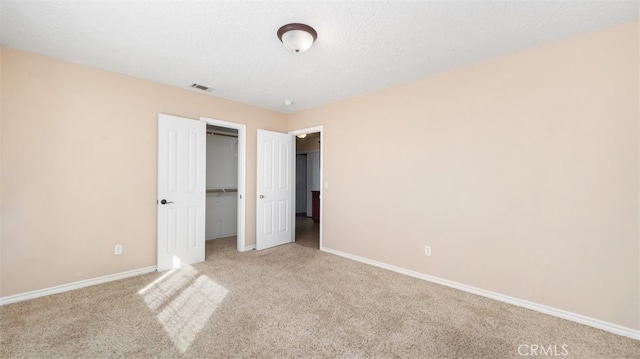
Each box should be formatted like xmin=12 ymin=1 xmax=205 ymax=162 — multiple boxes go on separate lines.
xmin=244 ymin=245 xmax=256 ymax=251
xmin=206 ymin=234 xmax=238 ymax=241
xmin=320 ymin=246 xmax=640 ymax=341
xmin=0 ymin=266 xmax=157 ymax=306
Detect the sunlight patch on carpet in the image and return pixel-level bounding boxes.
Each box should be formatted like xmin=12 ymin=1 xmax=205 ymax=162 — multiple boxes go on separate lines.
xmin=138 ymin=267 xmax=228 ymax=353
xmin=138 ymin=268 xmax=198 ymax=311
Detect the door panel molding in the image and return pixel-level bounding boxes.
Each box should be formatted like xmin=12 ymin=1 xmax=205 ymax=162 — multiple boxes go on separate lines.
xmin=157 ymin=114 xmax=206 ymax=271
xmin=256 ymin=129 xmax=294 ymax=250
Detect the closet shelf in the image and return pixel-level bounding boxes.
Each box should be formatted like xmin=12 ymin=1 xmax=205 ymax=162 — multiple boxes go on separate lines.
xmin=206 ymin=188 xmax=238 ymax=194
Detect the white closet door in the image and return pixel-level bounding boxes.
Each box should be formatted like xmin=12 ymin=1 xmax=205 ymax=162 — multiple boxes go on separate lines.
xmin=157 ymin=114 xmax=206 ymax=271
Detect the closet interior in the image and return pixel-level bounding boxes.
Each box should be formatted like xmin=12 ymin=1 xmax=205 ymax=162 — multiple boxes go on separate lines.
xmin=205 ymin=125 xmax=238 ymax=240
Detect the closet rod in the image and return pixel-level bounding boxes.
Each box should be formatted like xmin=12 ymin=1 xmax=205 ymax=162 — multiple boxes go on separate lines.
xmin=206 ymin=188 xmax=238 ymax=194
xmin=207 ymin=131 xmax=238 ymax=138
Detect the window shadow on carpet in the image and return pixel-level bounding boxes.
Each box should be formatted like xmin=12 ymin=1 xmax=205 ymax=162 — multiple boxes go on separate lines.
xmin=138 ymin=266 xmax=228 ymax=353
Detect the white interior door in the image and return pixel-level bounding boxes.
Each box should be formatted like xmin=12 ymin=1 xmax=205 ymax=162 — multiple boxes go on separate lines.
xmin=256 ymin=129 xmax=294 ymax=250
xmin=157 ymin=114 xmax=206 ymax=271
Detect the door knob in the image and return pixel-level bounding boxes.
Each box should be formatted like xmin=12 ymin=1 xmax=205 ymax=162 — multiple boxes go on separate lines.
xmin=160 ymin=199 xmax=174 ymax=205
xmin=259 ymin=194 xmax=265 ymax=199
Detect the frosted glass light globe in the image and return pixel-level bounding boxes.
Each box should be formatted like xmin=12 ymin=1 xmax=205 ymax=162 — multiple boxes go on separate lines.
xmin=281 ymin=30 xmax=314 ymax=53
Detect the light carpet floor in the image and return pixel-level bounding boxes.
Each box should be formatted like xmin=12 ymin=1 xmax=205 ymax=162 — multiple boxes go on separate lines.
xmin=1 ymin=225 xmax=639 ymax=358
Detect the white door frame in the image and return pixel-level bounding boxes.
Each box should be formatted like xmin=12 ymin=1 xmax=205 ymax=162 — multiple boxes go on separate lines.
xmin=289 ymin=126 xmax=324 ymax=250
xmin=199 ymin=117 xmax=247 ymax=252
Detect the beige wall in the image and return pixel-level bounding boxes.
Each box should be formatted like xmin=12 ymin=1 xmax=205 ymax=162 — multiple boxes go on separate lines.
xmin=288 ymin=22 xmax=639 ymax=330
xmin=0 ymin=47 xmax=286 ymax=296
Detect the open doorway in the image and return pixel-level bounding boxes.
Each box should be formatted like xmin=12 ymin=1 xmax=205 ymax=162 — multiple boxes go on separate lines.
xmin=205 ymin=125 xmax=238 ymax=246
xmin=291 ymin=128 xmax=323 ymax=249
xmin=157 ymin=114 xmax=246 ymax=271
xmin=200 ymin=117 xmax=247 ymax=252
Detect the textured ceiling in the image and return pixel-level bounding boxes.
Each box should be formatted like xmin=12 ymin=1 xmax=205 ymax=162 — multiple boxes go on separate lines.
xmin=1 ymin=1 xmax=638 ymax=113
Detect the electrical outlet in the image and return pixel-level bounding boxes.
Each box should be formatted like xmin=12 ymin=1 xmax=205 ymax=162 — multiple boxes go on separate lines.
xmin=424 ymin=245 xmax=432 ymax=256
xmin=114 ymin=244 xmax=123 ymax=255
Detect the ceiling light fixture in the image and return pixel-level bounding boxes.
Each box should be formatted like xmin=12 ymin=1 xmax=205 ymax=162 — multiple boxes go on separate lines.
xmin=297 ymin=134 xmax=307 ymax=139
xmin=277 ymin=23 xmax=317 ymax=53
